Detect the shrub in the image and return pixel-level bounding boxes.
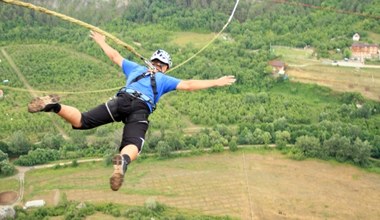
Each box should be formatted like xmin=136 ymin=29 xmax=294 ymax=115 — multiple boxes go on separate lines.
xmin=323 ymin=135 xmax=372 ymax=166
xmin=275 ymin=130 xmax=291 ymax=149
xmin=14 ymin=148 xmax=60 ymax=166
xmin=371 ymin=135 xmax=380 ymax=158
xmin=0 ymin=150 xmax=8 ymax=161
xmin=0 ymin=160 xmax=16 ymax=176
xmin=157 ymin=141 xmax=171 ymax=158
xmin=295 ymin=135 xmax=324 ymax=158
xmin=228 ymin=136 xmax=238 ymax=152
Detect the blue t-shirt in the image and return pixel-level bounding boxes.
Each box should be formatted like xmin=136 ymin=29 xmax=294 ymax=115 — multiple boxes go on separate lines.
xmin=122 ymin=59 xmax=181 ymax=112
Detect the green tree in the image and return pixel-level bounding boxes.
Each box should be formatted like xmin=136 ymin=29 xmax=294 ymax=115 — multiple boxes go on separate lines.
xmin=0 ymin=160 xmax=15 ymax=176
xmin=371 ymin=135 xmax=380 ymax=159
xmin=337 ymin=138 xmax=372 ymax=166
xmin=275 ymin=131 xmax=291 ymax=149
xmin=295 ymin=135 xmax=324 ymax=158
xmin=262 ymin=132 xmax=272 ymax=146
xmin=229 ymin=136 xmax=238 ymax=152
xmin=41 ymin=133 xmax=64 ymax=150
xmin=0 ymin=141 xmax=9 ymax=155
xmin=0 ymin=150 xmax=8 ymax=161
xmin=9 ymin=131 xmax=31 ymax=155
xmin=157 ymin=141 xmax=171 ymax=158
xmin=323 ymin=135 xmax=351 ymax=161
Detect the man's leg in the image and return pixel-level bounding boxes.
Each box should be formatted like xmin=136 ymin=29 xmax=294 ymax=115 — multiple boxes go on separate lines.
xmin=28 ymin=95 xmax=117 ymax=129
xmin=57 ymin=105 xmax=82 ymax=128
xmin=110 ymin=144 xmax=139 ymax=191
xmin=28 ymin=95 xmax=82 ymax=127
xmin=110 ymin=117 xmax=148 ymax=191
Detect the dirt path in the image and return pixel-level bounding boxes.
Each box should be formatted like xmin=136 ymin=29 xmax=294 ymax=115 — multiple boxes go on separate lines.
xmin=8 ymin=158 xmax=103 ymax=207
xmin=1 ymin=48 xmax=69 ymax=139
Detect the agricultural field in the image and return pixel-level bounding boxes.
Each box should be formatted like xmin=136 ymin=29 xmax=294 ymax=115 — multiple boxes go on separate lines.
xmin=273 ymin=46 xmax=380 ymax=101
xmin=171 ymin=32 xmax=217 ymax=49
xmin=21 ymin=150 xmax=380 ymax=220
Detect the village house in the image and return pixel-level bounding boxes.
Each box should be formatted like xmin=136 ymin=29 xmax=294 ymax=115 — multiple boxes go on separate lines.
xmin=351 ymin=42 xmax=380 ymax=62
xmin=268 ymin=60 xmax=286 ymax=77
xmin=352 ymin=33 xmax=360 ymax=41
xmin=23 ymin=200 xmax=46 ymax=209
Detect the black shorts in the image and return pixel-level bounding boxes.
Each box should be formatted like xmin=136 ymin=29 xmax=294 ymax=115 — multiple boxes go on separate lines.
xmin=74 ymin=93 xmax=150 ymax=152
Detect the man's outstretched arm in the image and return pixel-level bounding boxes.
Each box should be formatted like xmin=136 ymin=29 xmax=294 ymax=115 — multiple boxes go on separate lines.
xmin=176 ymin=75 xmax=236 ymax=91
xmin=90 ymin=31 xmax=123 ymax=67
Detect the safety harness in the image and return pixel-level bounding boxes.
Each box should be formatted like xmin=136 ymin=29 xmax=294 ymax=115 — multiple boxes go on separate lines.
xmin=127 ymin=71 xmax=157 ymax=112
xmin=105 ymin=71 xmax=158 ymax=123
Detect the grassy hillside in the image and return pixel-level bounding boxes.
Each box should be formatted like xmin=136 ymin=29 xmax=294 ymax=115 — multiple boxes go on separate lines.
xmin=0 ymin=0 xmax=378 ymax=174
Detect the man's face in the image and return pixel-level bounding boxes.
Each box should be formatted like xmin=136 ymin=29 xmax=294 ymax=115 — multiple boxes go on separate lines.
xmin=152 ymin=60 xmax=169 ymax=73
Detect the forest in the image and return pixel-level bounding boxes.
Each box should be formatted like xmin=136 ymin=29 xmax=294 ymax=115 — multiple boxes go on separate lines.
xmin=0 ymin=0 xmax=380 ymax=178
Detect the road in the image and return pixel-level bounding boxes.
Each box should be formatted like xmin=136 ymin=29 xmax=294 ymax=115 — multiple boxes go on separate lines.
xmin=331 ymin=60 xmax=380 ymax=68
xmin=9 ymin=158 xmax=104 ymax=207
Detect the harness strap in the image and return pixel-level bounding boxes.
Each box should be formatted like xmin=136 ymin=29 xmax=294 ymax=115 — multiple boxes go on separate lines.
xmin=123 ymin=110 xmax=149 ymax=124
xmin=128 ymin=71 xmax=158 ymax=111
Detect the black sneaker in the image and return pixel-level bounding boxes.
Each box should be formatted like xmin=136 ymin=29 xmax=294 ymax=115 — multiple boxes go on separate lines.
xmin=110 ymin=154 xmax=128 ymax=191
xmin=28 ymin=95 xmax=60 ymax=113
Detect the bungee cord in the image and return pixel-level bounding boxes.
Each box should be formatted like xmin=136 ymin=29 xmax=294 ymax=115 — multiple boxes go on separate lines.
xmin=167 ymin=0 xmax=240 ymax=73
xmin=1 ymin=0 xmax=148 ymax=62
xmin=0 ymin=0 xmax=240 ymax=94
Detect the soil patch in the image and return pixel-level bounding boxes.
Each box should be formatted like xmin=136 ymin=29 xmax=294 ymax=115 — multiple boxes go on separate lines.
xmin=0 ymin=191 xmax=18 ymax=205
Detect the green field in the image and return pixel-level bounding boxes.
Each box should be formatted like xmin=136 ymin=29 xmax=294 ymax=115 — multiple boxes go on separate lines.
xmin=0 ymin=178 xmax=19 ymax=192
xmin=171 ymin=32 xmax=217 ymax=48
xmin=272 ymin=46 xmax=380 ymax=101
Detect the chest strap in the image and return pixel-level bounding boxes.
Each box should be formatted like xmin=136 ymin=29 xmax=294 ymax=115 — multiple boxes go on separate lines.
xmin=128 ymin=72 xmax=157 ymax=111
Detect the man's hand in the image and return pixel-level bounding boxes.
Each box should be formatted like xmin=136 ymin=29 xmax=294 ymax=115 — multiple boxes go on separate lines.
xmin=89 ymin=31 xmax=123 ymax=67
xmin=90 ymin=31 xmax=106 ymax=45
xmin=216 ymin=75 xmax=236 ymax=87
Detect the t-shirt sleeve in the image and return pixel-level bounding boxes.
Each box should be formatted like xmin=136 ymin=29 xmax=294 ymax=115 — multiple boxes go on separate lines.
xmin=163 ymin=75 xmax=181 ymax=92
xmin=122 ymin=59 xmax=140 ymax=77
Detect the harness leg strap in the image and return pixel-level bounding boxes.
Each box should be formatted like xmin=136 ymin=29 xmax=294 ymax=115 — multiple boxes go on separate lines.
xmin=123 ymin=110 xmax=149 ymax=124
xmin=105 ymin=97 xmax=119 ymax=122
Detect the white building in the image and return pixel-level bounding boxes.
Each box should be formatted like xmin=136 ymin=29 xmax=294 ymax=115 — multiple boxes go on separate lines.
xmin=352 ymin=33 xmax=360 ymax=41
xmin=23 ymin=200 xmax=46 ymax=209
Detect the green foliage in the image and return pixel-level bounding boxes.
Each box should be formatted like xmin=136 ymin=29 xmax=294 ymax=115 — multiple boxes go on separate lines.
xmin=371 ymin=135 xmax=380 ymax=159
xmin=14 ymin=148 xmax=60 ymax=166
xmin=0 ymin=150 xmax=8 ymax=161
xmin=275 ymin=131 xmax=291 ymax=149
xmin=321 ymin=135 xmax=373 ymax=166
xmin=157 ymin=141 xmax=172 ymax=158
xmin=8 ymin=131 xmax=31 ymax=156
xmin=71 ymin=159 xmax=79 ymax=167
xmin=228 ymin=136 xmax=238 ymax=152
xmin=295 ymin=135 xmax=325 ymax=158
xmin=0 ymin=141 xmax=9 ymax=155
xmin=0 ymin=160 xmax=16 ymax=176
xmin=40 ymin=133 xmax=65 ymax=150
xmin=95 ymin=203 xmax=121 ymax=217
xmin=0 ymin=0 xmax=378 ymax=169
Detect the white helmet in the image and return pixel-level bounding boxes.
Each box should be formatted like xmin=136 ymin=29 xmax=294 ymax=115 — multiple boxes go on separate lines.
xmin=150 ymin=49 xmax=172 ymax=69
